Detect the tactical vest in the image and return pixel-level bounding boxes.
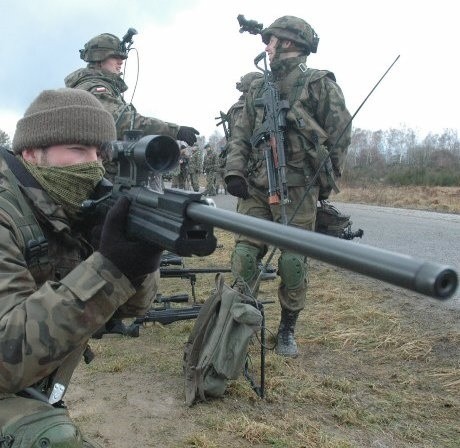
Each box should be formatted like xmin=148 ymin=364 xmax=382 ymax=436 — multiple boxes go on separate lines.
xmin=249 ymin=66 xmax=337 ymax=190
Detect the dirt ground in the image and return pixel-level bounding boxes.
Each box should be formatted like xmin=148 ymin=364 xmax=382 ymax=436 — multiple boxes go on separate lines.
xmin=65 ymin=257 xmax=460 ymax=447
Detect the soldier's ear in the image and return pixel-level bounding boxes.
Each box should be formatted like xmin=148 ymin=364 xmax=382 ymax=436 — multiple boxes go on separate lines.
xmin=21 ymin=148 xmax=42 ymax=165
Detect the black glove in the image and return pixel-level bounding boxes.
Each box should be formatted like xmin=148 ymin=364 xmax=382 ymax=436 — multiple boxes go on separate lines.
xmin=318 ymin=185 xmax=332 ymax=201
xmin=226 ymin=176 xmax=249 ymax=199
xmin=177 ymin=126 xmax=200 ymax=146
xmin=98 ymin=197 xmax=162 ymax=284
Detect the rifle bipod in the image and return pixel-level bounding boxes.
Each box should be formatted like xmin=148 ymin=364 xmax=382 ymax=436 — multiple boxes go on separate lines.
xmin=243 ymin=300 xmax=267 ymax=399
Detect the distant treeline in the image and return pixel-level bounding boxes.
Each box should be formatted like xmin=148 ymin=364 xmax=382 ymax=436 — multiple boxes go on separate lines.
xmin=342 ymin=127 xmax=460 ymax=187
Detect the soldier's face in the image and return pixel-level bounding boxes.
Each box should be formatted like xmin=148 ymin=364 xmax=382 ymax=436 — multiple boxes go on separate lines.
xmin=100 ymin=56 xmax=124 ymax=74
xmin=265 ymin=36 xmax=279 ymax=63
xmin=22 ymin=144 xmax=99 ymax=167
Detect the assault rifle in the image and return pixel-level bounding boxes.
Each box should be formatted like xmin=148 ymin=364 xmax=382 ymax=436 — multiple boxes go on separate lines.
xmin=82 ymin=135 xmax=458 ymax=301
xmin=251 ymin=52 xmax=290 ymax=223
xmin=215 ymin=111 xmax=230 ymax=140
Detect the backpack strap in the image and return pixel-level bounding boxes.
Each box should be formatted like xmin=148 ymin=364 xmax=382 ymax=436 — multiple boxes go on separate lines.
xmin=0 ymin=147 xmax=48 ymax=267
xmin=289 ymin=65 xmax=336 ymax=108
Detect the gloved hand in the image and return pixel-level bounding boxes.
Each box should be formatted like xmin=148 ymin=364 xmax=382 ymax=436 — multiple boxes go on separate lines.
xmin=226 ymin=176 xmax=249 ymax=199
xmin=98 ymin=197 xmax=163 ymax=284
xmin=177 ymin=126 xmax=200 ymax=146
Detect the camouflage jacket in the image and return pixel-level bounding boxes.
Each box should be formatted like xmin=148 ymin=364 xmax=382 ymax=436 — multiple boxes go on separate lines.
xmin=64 ymin=67 xmax=180 ymax=140
xmin=0 ymin=153 xmax=157 ymax=395
xmin=189 ymin=148 xmax=203 ymax=174
xmin=225 ymin=56 xmax=351 ymax=189
xmin=226 ymin=96 xmax=245 ymax=139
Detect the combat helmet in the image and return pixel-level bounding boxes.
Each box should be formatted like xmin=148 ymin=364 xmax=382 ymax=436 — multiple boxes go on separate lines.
xmin=261 ymin=16 xmax=319 ymax=55
xmin=80 ymin=33 xmax=127 ymax=63
xmin=236 ymin=72 xmax=263 ymax=93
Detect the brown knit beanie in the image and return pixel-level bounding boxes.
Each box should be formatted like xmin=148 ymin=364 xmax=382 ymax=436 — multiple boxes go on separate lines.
xmin=12 ymin=88 xmax=116 ymax=154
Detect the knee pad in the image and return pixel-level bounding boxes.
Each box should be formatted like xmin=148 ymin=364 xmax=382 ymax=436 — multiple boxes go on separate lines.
xmin=231 ymin=243 xmax=260 ymax=283
xmin=1 ymin=398 xmax=83 ymax=448
xmin=278 ymin=252 xmax=306 ymax=290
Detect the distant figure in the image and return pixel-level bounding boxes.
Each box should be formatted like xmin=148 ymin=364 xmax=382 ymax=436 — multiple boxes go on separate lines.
xmin=171 ymin=144 xmax=190 ymax=189
xmin=203 ymin=144 xmax=218 ymax=196
xmin=188 ymin=144 xmax=203 ymax=192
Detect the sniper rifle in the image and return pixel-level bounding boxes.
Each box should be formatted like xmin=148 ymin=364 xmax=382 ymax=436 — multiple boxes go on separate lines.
xmin=82 ymin=135 xmax=458 ymax=301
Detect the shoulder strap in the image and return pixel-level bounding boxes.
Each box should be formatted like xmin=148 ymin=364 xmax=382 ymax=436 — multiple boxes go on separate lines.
xmin=289 ymin=66 xmax=336 ymax=107
xmin=0 ymin=148 xmax=48 ymax=267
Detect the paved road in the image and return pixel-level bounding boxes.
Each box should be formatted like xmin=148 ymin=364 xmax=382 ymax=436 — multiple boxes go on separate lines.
xmin=210 ymin=194 xmax=460 ymax=309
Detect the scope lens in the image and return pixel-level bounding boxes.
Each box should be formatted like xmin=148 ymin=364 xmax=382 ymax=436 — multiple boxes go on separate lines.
xmin=136 ymin=135 xmax=180 ymax=173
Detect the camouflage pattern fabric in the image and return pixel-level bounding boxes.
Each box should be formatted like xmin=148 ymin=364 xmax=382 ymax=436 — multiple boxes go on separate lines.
xmin=188 ymin=147 xmax=202 ymax=192
xmin=171 ymin=152 xmax=190 ymax=189
xmin=64 ymin=68 xmax=180 ymax=141
xmin=225 ymin=55 xmax=351 ymax=311
xmin=0 ymin=153 xmax=157 ymax=406
xmin=216 ymin=148 xmax=227 ymax=194
xmin=203 ymin=148 xmax=218 ymax=196
xmin=226 ymin=98 xmax=245 ymax=139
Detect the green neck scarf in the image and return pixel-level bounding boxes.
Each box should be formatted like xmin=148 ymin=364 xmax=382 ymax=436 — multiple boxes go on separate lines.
xmin=22 ymin=159 xmax=105 ymax=219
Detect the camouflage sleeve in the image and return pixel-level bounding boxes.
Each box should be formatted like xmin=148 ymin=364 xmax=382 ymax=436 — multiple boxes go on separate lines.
xmin=225 ymin=92 xmax=255 ymax=181
xmin=116 ymin=270 xmax=159 ymax=317
xmin=89 ymin=88 xmax=180 ymax=141
xmin=0 ymin=224 xmax=141 ymax=393
xmin=313 ymin=78 xmax=352 ymax=177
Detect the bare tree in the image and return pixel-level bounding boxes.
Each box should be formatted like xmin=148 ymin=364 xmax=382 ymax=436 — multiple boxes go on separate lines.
xmin=0 ymin=129 xmax=11 ymax=149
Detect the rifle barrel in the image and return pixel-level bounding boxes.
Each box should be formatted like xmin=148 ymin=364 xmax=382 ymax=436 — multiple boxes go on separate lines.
xmin=186 ymin=203 xmax=457 ymax=300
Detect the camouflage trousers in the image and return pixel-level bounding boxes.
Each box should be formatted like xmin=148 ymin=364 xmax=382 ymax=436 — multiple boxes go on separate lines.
xmin=232 ymin=185 xmax=319 ymax=312
xmin=216 ymin=171 xmax=227 ymax=194
xmin=189 ymin=173 xmax=200 ymax=192
xmin=205 ymin=172 xmax=218 ymax=196
xmin=171 ymin=172 xmax=187 ymax=189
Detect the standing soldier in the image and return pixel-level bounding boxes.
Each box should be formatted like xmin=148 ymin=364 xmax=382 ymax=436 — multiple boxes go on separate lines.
xmin=225 ymin=16 xmax=351 ymax=357
xmin=171 ymin=144 xmax=190 ymax=189
xmin=64 ymin=31 xmax=199 ymax=179
xmin=216 ymin=145 xmax=228 ymax=194
xmin=188 ymin=143 xmax=203 ymax=192
xmin=227 ymin=72 xmax=263 ymax=138
xmin=203 ymin=144 xmax=218 ymax=196
xmin=216 ymin=72 xmax=263 ymax=194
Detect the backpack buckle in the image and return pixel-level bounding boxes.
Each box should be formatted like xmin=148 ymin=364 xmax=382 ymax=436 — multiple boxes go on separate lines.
xmin=25 ymin=236 xmax=49 ymax=267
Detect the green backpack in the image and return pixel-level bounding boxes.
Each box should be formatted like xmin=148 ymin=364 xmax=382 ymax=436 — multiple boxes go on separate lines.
xmin=183 ymin=274 xmax=263 ymax=406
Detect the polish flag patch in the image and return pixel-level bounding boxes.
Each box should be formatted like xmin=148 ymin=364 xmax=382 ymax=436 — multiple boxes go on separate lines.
xmin=95 ymin=87 xmax=107 ymax=92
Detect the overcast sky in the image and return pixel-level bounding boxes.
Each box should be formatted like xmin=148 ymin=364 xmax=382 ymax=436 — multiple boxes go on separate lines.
xmin=1 ymin=0 xmax=458 ymax=142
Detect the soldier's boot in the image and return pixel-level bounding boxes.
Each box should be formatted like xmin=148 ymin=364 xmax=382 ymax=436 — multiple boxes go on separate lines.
xmin=275 ymin=309 xmax=300 ymax=357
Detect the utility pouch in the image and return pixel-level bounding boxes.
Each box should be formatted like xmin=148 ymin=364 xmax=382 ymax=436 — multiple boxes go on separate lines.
xmin=287 ymin=104 xmax=339 ymax=198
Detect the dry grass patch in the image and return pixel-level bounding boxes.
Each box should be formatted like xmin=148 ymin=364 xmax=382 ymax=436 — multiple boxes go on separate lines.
xmin=335 ymin=185 xmax=460 ymax=213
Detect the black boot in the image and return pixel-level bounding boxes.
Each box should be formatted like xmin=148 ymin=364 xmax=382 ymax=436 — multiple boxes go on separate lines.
xmin=275 ymin=309 xmax=300 ymax=357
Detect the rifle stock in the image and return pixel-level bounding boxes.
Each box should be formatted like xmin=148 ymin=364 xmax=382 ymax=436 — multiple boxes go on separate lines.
xmin=84 ymin=135 xmax=458 ymax=301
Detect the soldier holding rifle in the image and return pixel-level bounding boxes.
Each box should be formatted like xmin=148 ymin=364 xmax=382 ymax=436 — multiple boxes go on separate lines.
xmin=225 ymin=16 xmax=352 ymax=357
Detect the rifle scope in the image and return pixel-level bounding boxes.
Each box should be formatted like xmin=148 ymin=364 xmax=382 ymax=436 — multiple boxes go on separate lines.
xmin=109 ymin=135 xmax=180 ymax=175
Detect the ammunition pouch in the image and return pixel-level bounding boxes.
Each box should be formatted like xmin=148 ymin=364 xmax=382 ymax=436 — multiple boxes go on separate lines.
xmin=287 ymin=103 xmax=339 ymax=198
